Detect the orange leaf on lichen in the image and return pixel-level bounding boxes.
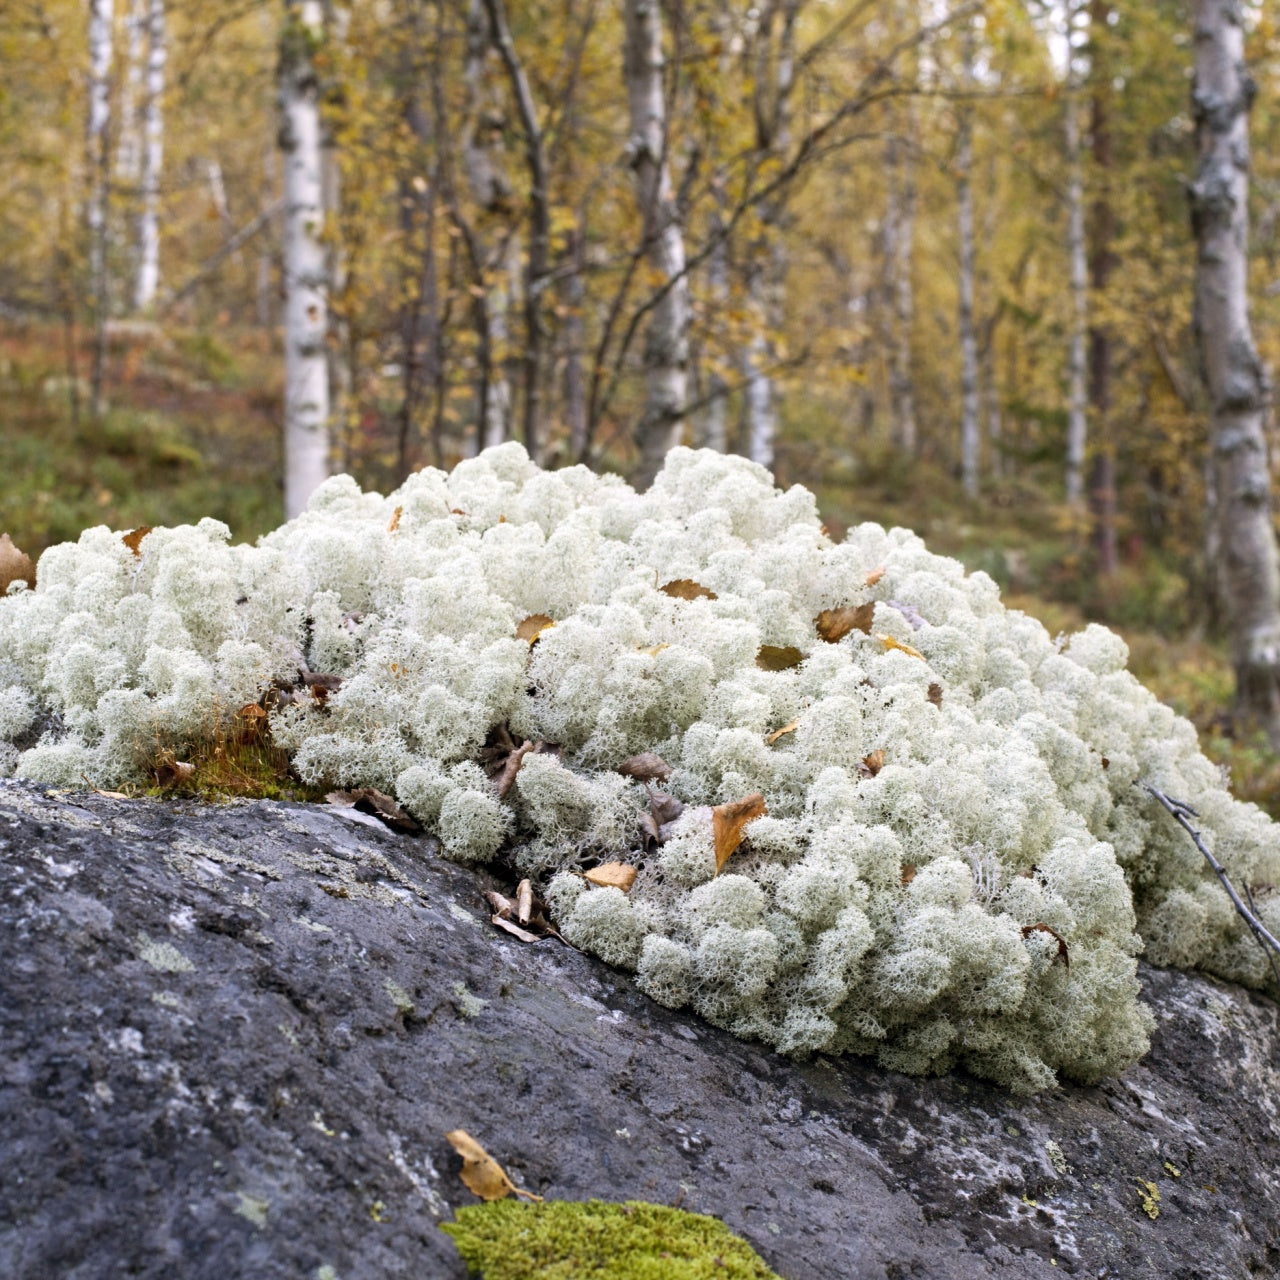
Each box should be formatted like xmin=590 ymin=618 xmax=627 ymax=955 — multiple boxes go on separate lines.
xmin=585 ymin=862 xmax=639 ymax=891
xmin=122 ymin=527 xmax=152 ymax=558
xmin=815 ymin=603 xmax=875 ymax=643
xmin=0 ymin=533 xmax=35 ymax=593
xmin=765 ymin=719 xmax=799 ymax=746
xmin=756 ymin=645 xmax=805 ymax=671
xmin=660 ymin=578 xmax=718 ymax=601
xmin=516 ymin=614 xmax=554 ymax=643
xmin=712 ymin=793 xmax=767 ymax=873
xmin=865 ymin=566 xmax=886 ymax=587
xmin=875 ymin=633 xmax=923 ymax=660
xmin=387 ymin=505 xmax=402 ymax=533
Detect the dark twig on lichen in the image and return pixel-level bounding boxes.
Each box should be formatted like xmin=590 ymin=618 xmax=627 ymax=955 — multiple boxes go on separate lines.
xmin=1144 ymin=783 xmax=1280 ymax=988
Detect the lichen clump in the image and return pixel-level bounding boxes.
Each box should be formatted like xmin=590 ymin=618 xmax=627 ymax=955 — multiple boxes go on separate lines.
xmin=441 ymin=1199 xmax=781 ymax=1280
xmin=3 ymin=445 xmax=1279 ymax=1092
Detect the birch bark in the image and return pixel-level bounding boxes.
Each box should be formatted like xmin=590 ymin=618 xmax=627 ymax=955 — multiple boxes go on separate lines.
xmin=624 ymin=0 xmax=690 ymax=488
xmin=1064 ymin=10 xmax=1089 ymax=507
xmin=133 ymin=0 xmax=165 ymax=311
xmin=280 ymin=0 xmax=330 ymax=517
xmin=1191 ymin=0 xmax=1280 ymax=743
xmin=957 ymin=27 xmax=980 ymax=498
xmin=87 ymin=0 xmax=114 ymax=423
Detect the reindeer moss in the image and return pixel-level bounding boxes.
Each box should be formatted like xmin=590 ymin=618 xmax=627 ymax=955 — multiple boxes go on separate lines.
xmin=440 ymin=1199 xmax=781 ymax=1280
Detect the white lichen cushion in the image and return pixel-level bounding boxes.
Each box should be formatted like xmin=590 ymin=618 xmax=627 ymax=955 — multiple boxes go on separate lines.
xmin=3 ymin=445 xmax=1277 ymax=1092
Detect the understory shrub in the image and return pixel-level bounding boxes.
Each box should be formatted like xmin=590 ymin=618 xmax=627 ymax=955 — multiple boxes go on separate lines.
xmin=4 ymin=445 xmax=1278 ymax=1092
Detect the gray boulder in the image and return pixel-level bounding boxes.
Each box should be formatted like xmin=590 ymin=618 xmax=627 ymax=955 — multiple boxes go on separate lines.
xmin=1 ymin=780 xmax=1277 ymax=1279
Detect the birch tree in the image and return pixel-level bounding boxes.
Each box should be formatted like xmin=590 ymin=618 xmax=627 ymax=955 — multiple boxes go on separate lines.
xmin=133 ymin=0 xmax=166 ymax=310
xmin=1063 ymin=0 xmax=1088 ymax=507
xmin=1191 ymin=0 xmax=1280 ymax=743
xmin=86 ymin=0 xmax=114 ymax=423
xmin=624 ymin=0 xmax=690 ymax=488
xmin=956 ymin=22 xmax=980 ymax=498
xmin=280 ymin=0 xmax=330 ymax=517
xmin=884 ymin=120 xmax=918 ymax=455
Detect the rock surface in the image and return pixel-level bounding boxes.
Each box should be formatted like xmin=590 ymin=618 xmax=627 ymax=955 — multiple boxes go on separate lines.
xmin=1 ymin=780 xmax=1278 ymax=1280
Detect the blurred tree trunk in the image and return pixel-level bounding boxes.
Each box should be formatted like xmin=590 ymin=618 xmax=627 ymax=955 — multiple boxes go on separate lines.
xmin=133 ymin=0 xmax=165 ymax=311
xmin=1191 ymin=0 xmax=1280 ymax=745
xmin=87 ymin=0 xmax=114 ymax=425
xmin=464 ymin=0 xmax=514 ymax=451
xmin=1087 ymin=0 xmax=1117 ymax=574
xmin=884 ymin=118 xmax=917 ymax=455
xmin=624 ymin=0 xmax=690 ymax=487
xmin=1064 ymin=0 xmax=1089 ymax=508
xmin=957 ymin=24 xmax=979 ymax=498
xmin=484 ymin=0 xmax=549 ymax=462
xmin=280 ymin=0 xmax=330 ymax=517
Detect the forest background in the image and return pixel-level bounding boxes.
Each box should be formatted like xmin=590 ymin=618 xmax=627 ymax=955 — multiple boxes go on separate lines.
xmin=2 ymin=0 xmax=1280 ymax=807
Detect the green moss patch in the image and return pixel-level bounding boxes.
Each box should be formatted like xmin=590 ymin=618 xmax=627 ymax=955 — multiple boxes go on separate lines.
xmin=440 ymin=1198 xmax=781 ymax=1280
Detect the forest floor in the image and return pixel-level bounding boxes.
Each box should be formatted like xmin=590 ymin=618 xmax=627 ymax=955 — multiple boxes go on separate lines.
xmin=3 ymin=318 xmax=1276 ymax=816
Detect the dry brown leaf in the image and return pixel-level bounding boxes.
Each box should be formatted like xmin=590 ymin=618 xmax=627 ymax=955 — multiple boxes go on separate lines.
xmin=0 ymin=534 xmax=35 ymax=594
xmin=494 ymin=739 xmax=535 ymax=799
xmin=584 ymin=862 xmax=639 ymax=891
xmin=660 ymin=578 xmax=718 ymax=601
xmin=445 ymin=1130 xmax=543 ymax=1202
xmin=121 ymin=527 xmax=153 ymax=558
xmin=387 ymin=505 xmax=403 ymax=533
xmin=756 ymin=645 xmax=806 ymax=671
xmin=765 ymin=719 xmax=799 ymax=746
xmin=93 ymin=788 xmax=133 ymax=800
xmin=927 ymin=682 xmax=943 ymax=708
xmin=516 ymin=613 xmax=555 ymax=643
xmin=815 ymin=603 xmax=876 ymax=644
xmin=648 ymin=789 xmax=683 ymax=825
xmin=1022 ymin=922 xmax=1070 ymax=968
xmin=712 ymin=792 xmax=767 ymax=873
xmin=901 ymin=863 xmax=917 ymax=885
xmin=491 ymin=915 xmax=543 ymax=943
xmin=326 ymin=787 xmax=421 ymax=833
xmin=617 ymin=752 xmax=673 ymax=782
xmin=865 ymin=566 xmax=886 ymax=587
xmin=875 ymin=633 xmax=924 ymax=660
xmin=516 ymin=878 xmax=534 ymax=925
xmin=857 ymin=749 xmax=886 ymax=778
xmin=153 ymin=757 xmax=196 ymax=786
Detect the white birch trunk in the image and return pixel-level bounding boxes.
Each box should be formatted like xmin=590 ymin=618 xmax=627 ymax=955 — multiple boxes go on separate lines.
xmin=117 ymin=0 xmax=144 ymax=182
xmin=885 ymin=124 xmax=918 ymax=454
xmin=744 ymin=327 xmax=774 ymax=466
xmin=698 ymin=210 xmax=730 ymax=453
xmin=280 ymin=0 xmax=330 ymax=517
xmin=1191 ymin=0 xmax=1280 ymax=741
xmin=87 ymin=0 xmax=115 ymax=422
xmin=625 ymin=0 xmax=690 ymax=488
xmin=465 ymin=0 xmax=513 ymax=451
xmin=1064 ymin=6 xmax=1089 ymax=507
xmin=133 ymin=0 xmax=165 ymax=311
xmin=957 ymin=34 xmax=980 ymax=498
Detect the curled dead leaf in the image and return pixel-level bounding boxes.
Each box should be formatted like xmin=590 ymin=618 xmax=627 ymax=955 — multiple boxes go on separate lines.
xmin=865 ymin=566 xmax=886 ymax=587
xmin=153 ymin=756 xmax=196 ymax=787
xmin=326 ymin=787 xmax=421 ymax=834
xmin=712 ymin=792 xmax=767 ymax=873
xmin=387 ymin=505 xmax=403 ymax=533
xmin=815 ymin=603 xmax=876 ymax=644
xmin=0 ymin=533 xmax=35 ymax=593
xmin=121 ymin=526 xmax=153 ymax=558
xmin=444 ymin=1130 xmax=543 ymax=1202
xmin=638 ymin=642 xmax=670 ymax=657
xmin=516 ymin=878 xmax=534 ymax=926
xmin=857 ymin=749 xmax=886 ymax=778
xmin=494 ymin=739 xmax=535 ymax=799
xmin=875 ymin=633 xmax=924 ymax=660
xmin=901 ymin=863 xmax=917 ymax=885
xmin=660 ymin=578 xmax=718 ymax=601
xmin=584 ymin=862 xmax=639 ymax=891
xmin=1022 ymin=922 xmax=1070 ymax=968
xmin=516 ymin=613 xmax=555 ymax=643
xmin=927 ymin=682 xmax=943 ymax=708
xmin=765 ymin=719 xmax=799 ymax=745
xmin=617 ymin=752 xmax=673 ymax=782
xmin=756 ymin=645 xmax=806 ymax=671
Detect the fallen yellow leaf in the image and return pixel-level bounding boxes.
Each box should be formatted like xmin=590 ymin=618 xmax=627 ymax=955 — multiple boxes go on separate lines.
xmin=815 ymin=603 xmax=875 ymax=643
xmin=387 ymin=505 xmax=402 ymax=533
xmin=584 ymin=862 xmax=639 ymax=891
xmin=859 ymin=749 xmax=886 ymax=777
xmin=638 ymin=643 xmax=670 ymax=657
xmin=660 ymin=578 xmax=717 ymax=601
xmin=875 ymin=633 xmax=923 ymax=660
xmin=756 ymin=645 xmax=805 ymax=671
xmin=517 ymin=614 xmax=555 ymax=643
xmin=765 ymin=719 xmax=799 ymax=745
xmin=712 ymin=793 xmax=767 ymax=873
xmin=865 ymin=566 xmax=886 ymax=587
xmin=121 ymin=527 xmax=152 ymax=558
xmin=445 ymin=1130 xmax=543 ymax=1202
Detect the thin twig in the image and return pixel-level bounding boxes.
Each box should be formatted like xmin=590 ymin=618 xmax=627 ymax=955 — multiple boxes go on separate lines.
xmin=1144 ymin=783 xmax=1280 ymax=987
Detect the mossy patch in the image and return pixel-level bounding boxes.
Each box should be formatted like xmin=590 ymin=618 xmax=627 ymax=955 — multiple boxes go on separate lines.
xmin=440 ymin=1199 xmax=781 ymax=1280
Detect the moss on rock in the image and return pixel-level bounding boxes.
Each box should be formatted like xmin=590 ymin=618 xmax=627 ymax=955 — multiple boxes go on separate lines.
xmin=440 ymin=1199 xmax=781 ymax=1280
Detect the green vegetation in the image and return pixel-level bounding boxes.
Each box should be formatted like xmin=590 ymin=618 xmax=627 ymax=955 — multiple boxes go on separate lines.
xmin=440 ymin=1200 xmax=781 ymax=1280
